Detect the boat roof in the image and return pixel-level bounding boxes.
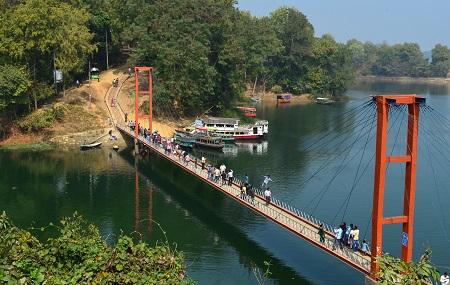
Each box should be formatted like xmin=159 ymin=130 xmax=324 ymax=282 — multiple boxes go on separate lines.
xmin=236 ymin=106 xmax=256 ymax=111
xmin=316 ymin=97 xmax=331 ymax=100
xmin=204 ymin=117 xmax=239 ymax=125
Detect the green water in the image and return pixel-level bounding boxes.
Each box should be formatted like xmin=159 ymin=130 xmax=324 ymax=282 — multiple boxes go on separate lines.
xmin=1 ymin=81 xmax=450 ymax=284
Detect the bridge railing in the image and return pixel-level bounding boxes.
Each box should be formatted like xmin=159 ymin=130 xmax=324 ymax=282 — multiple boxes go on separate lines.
xmin=116 ymin=124 xmax=371 ymax=273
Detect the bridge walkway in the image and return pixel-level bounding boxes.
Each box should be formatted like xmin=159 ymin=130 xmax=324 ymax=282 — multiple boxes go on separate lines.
xmin=115 ymin=124 xmax=372 ymax=275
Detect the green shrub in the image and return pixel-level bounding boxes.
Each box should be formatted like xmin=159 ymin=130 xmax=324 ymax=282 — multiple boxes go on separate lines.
xmin=52 ymin=105 xmax=65 ymax=121
xmin=0 ymin=212 xmax=195 ymax=284
xmin=271 ymin=85 xmax=283 ymax=94
xmin=18 ymin=105 xmax=65 ymax=133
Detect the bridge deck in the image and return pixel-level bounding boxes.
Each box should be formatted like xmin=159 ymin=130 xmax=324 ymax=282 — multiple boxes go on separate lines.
xmin=116 ymin=124 xmax=372 ymax=275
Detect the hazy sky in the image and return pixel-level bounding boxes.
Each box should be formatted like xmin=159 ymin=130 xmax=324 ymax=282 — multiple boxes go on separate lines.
xmin=236 ymin=0 xmax=449 ymax=51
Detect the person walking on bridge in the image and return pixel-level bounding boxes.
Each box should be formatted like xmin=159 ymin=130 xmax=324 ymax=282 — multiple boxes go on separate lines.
xmin=244 ymin=173 xmax=249 ymax=185
xmin=318 ymin=224 xmax=325 ymax=244
xmin=350 ymin=226 xmax=360 ymax=251
xmin=227 ymin=170 xmax=234 ymax=186
xmin=262 ymin=175 xmax=272 ymax=189
xmin=214 ymin=168 xmax=221 ymax=183
xmin=201 ymin=156 xmax=206 ymax=170
xmin=332 ymin=225 xmax=343 ymax=250
xmin=264 ymin=188 xmax=272 ymax=205
xmin=220 ymin=163 xmax=226 ymax=175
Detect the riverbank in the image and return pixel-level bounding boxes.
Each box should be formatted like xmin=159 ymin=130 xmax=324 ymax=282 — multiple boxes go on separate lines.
xmin=359 ymin=75 xmax=450 ymax=85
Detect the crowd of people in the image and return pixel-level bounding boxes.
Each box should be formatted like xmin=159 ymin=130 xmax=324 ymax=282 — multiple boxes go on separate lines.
xmin=331 ymin=222 xmax=370 ymax=255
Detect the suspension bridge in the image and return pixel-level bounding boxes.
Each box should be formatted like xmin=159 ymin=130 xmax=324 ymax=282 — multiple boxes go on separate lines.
xmin=106 ymin=67 xmax=450 ymax=283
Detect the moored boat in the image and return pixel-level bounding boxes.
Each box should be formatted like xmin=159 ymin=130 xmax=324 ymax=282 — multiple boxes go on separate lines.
xmin=80 ymin=141 xmax=102 ymax=150
xmin=195 ymin=136 xmax=224 ymax=150
xmin=196 ymin=117 xmax=268 ymax=141
xmin=276 ymin=93 xmax=291 ymax=103
xmin=236 ymin=106 xmax=257 ymax=117
xmin=316 ymin=97 xmax=335 ymax=105
xmin=174 ymin=133 xmax=196 ymax=148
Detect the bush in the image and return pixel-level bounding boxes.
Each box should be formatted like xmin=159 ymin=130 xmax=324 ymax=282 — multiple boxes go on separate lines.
xmin=271 ymin=85 xmax=283 ymax=94
xmin=0 ymin=212 xmax=195 ymax=284
xmin=18 ymin=105 xmax=65 ymax=133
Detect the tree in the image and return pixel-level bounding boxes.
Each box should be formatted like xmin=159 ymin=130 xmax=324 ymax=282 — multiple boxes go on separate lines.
xmin=0 ymin=0 xmax=95 ymax=109
xmin=305 ymin=35 xmax=355 ymax=96
xmin=376 ymin=248 xmax=440 ymax=285
xmin=0 ymin=64 xmax=31 ymax=114
xmin=430 ymin=44 xmax=450 ymax=77
xmin=133 ymin=0 xmax=245 ymax=115
xmin=234 ymin=12 xmax=282 ymax=92
xmin=269 ymin=7 xmax=315 ymax=93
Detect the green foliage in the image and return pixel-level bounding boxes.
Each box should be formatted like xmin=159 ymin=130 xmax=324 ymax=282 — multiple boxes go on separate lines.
xmin=0 ymin=0 xmax=96 ymax=110
xmin=376 ymin=248 xmax=440 ymax=285
xmin=132 ymin=0 xmax=245 ymax=116
xmin=0 ymin=211 xmax=194 ymax=284
xmin=305 ymin=35 xmax=355 ymax=96
xmin=271 ymin=85 xmax=283 ymax=94
xmin=430 ymin=44 xmax=450 ymax=77
xmin=347 ymin=39 xmax=450 ymax=78
xmin=0 ymin=64 xmax=31 ymax=111
xmin=18 ymin=105 xmax=65 ymax=133
xmin=269 ymin=7 xmax=315 ymax=93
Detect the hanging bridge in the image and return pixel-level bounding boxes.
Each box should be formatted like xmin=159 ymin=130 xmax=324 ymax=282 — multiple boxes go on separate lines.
xmin=106 ymin=67 xmax=450 ymax=282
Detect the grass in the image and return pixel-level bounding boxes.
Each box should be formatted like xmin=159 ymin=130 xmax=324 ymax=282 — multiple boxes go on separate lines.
xmin=0 ymin=142 xmax=53 ymax=151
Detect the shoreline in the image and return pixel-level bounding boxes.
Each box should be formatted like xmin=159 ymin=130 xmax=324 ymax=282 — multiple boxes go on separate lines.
xmin=359 ymin=75 xmax=450 ymax=85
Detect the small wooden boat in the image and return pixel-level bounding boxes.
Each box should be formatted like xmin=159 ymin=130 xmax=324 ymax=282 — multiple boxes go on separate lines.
xmin=276 ymin=93 xmax=291 ymax=103
xmin=236 ymin=106 xmax=257 ymax=117
xmin=80 ymin=141 xmax=102 ymax=150
xmin=316 ymin=97 xmax=335 ymax=105
xmin=195 ymin=136 xmax=224 ymax=150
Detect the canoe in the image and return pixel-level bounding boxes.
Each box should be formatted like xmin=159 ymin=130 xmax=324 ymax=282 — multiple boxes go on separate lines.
xmin=80 ymin=142 xmax=102 ymax=150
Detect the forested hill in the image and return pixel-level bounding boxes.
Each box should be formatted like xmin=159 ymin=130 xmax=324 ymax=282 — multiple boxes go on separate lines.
xmin=1 ymin=0 xmax=449 ymax=119
xmin=346 ymin=40 xmax=450 ymax=78
xmin=0 ymin=0 xmax=354 ymax=116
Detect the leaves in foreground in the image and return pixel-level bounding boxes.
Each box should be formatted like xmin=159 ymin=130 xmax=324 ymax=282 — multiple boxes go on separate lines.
xmin=0 ymin=211 xmax=195 ymax=284
xmin=376 ymin=248 xmax=440 ymax=285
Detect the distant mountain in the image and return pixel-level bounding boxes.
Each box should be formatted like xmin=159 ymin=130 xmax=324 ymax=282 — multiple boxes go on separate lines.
xmin=423 ymin=50 xmax=432 ymax=62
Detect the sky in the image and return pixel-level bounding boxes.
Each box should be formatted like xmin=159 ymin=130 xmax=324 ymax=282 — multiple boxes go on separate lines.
xmin=236 ymin=0 xmax=450 ymax=51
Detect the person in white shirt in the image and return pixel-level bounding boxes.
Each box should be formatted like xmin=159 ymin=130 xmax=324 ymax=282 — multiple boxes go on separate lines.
xmin=214 ymin=168 xmax=221 ymax=183
xmin=227 ymin=170 xmax=234 ymax=186
xmin=264 ymin=188 xmax=272 ymax=205
xmin=201 ymin=156 xmax=206 ymax=170
xmin=333 ymin=226 xmax=343 ymax=250
xmin=219 ymin=164 xmax=226 ymax=174
xmin=441 ymin=272 xmax=449 ymax=285
xmin=261 ymin=175 xmax=273 ymax=189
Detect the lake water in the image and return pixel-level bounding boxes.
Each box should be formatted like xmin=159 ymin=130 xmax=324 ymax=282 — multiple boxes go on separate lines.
xmin=1 ymin=81 xmax=450 ymax=284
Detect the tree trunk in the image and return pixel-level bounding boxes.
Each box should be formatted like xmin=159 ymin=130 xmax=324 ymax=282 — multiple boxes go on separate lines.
xmin=252 ymin=76 xmax=258 ymax=97
xmin=262 ymin=79 xmax=266 ymax=96
xmin=33 ymin=55 xmax=37 ymax=110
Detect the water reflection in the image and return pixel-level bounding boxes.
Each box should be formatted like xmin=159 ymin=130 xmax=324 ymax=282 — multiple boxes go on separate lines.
xmin=130 ymin=153 xmax=312 ymax=284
